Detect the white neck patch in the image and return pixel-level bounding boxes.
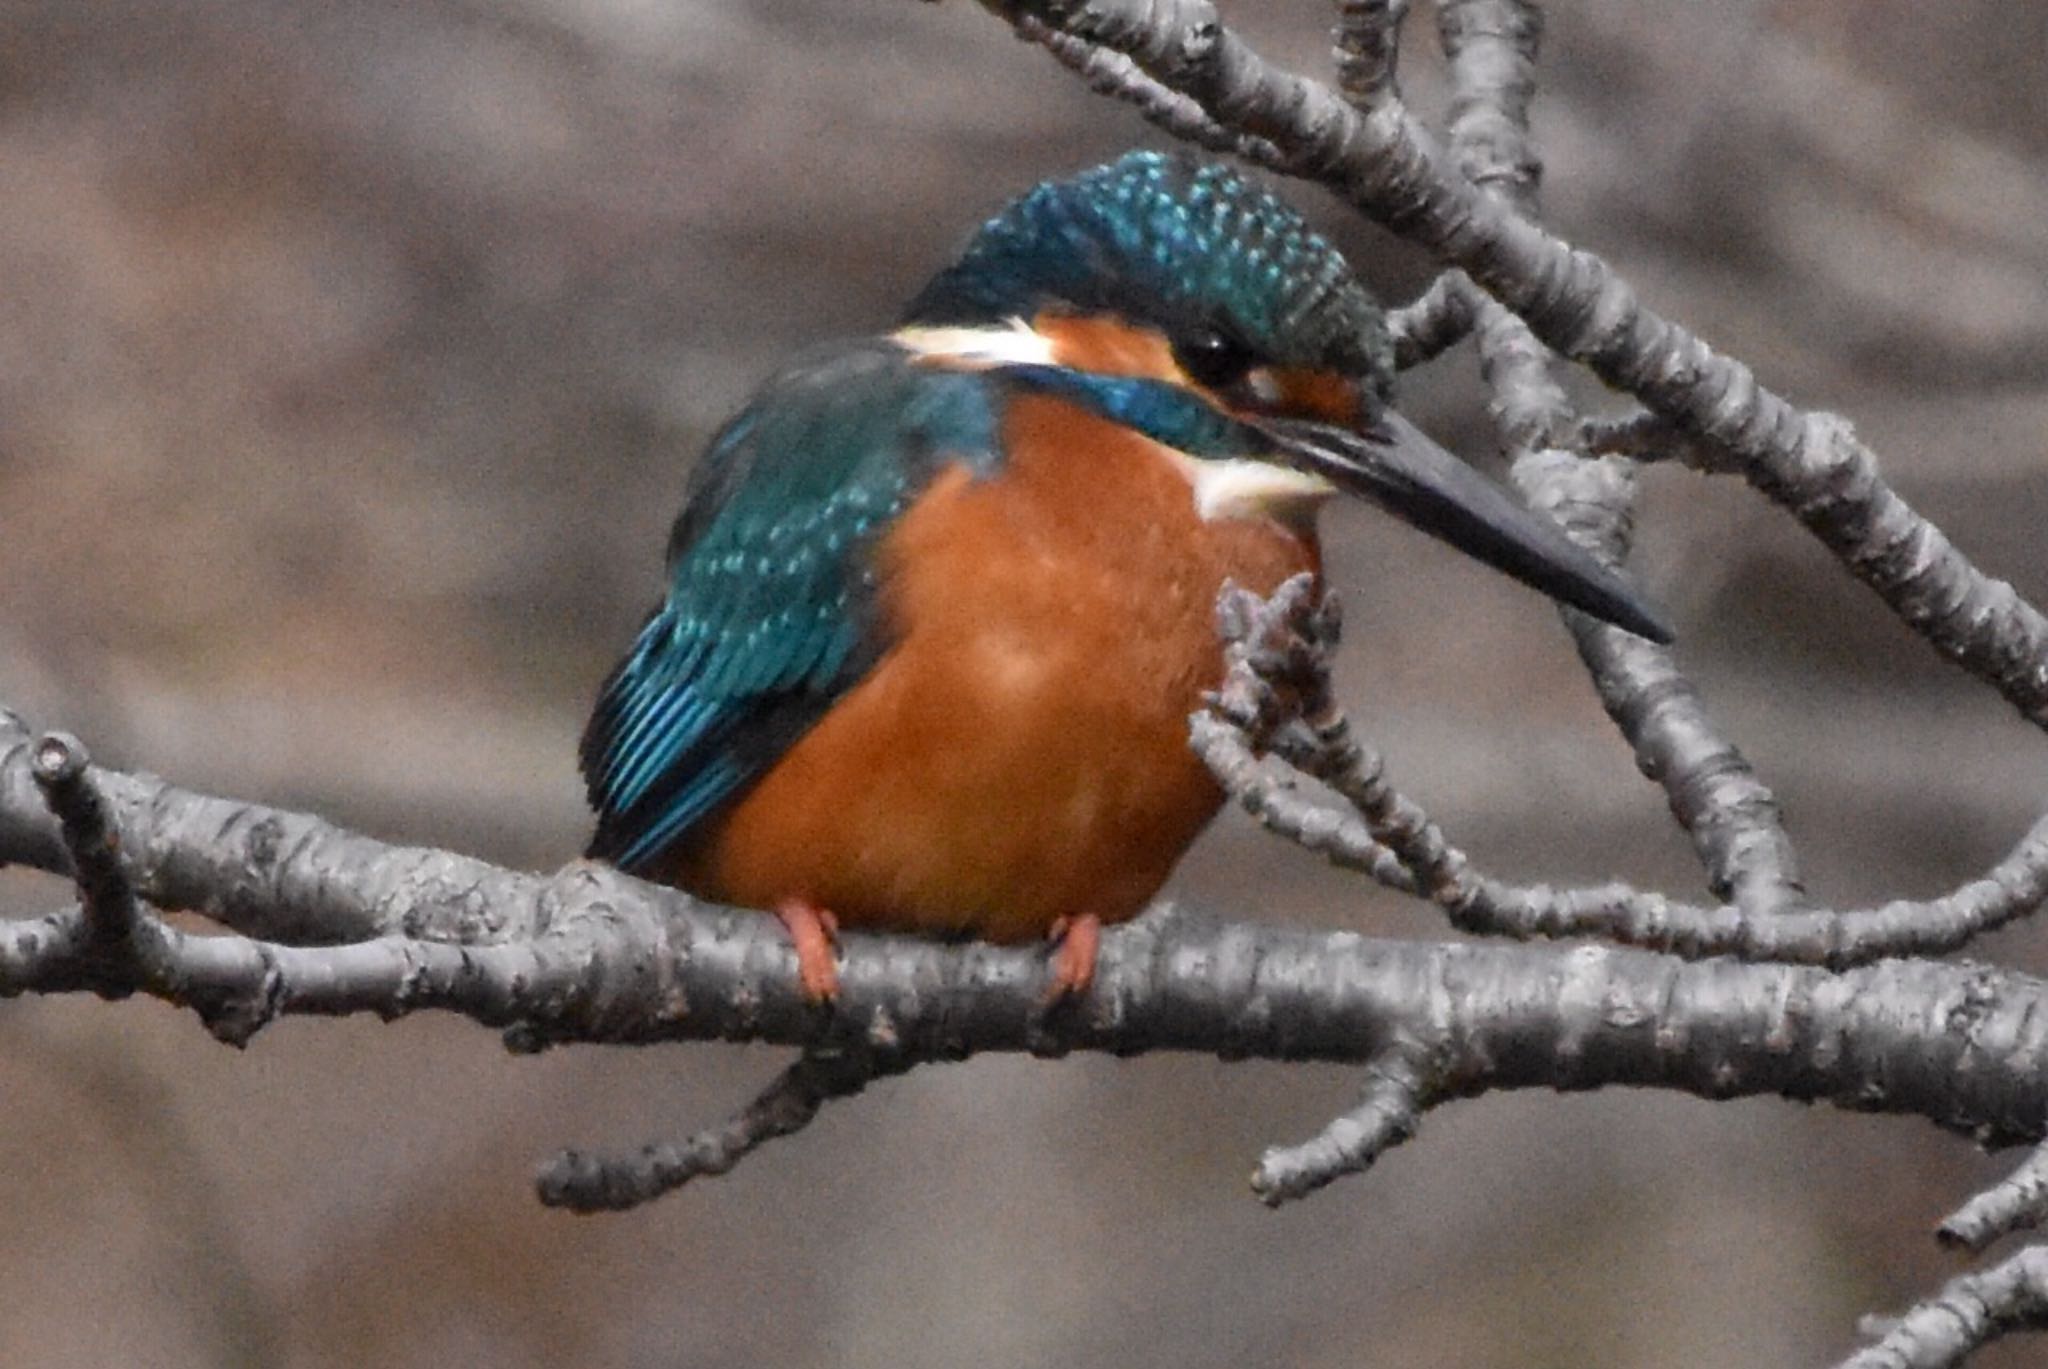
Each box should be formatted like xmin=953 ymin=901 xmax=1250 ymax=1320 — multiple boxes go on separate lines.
xmin=892 ymin=319 xmax=1056 ymax=369
xmin=1174 ymin=456 xmax=1337 ymax=523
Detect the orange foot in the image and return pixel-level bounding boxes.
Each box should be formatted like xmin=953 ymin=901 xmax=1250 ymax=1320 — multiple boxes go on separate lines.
xmin=1044 ymin=913 xmax=1102 ymax=1003
xmin=773 ymin=899 xmax=841 ymax=1004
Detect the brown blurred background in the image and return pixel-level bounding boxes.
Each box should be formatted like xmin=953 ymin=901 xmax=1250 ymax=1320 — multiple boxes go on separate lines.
xmin=3 ymin=1 xmax=2047 ymax=1365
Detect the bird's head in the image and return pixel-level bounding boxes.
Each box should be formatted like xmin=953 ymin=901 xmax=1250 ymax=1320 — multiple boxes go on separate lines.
xmin=898 ymin=150 xmax=1671 ymax=643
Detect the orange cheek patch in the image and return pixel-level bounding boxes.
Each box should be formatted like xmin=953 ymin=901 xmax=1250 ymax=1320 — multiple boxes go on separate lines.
xmin=1033 ymin=312 xmax=1184 ymax=381
xmin=1030 ymin=314 xmax=1362 ymax=428
xmin=1264 ymin=367 xmax=1363 ymax=426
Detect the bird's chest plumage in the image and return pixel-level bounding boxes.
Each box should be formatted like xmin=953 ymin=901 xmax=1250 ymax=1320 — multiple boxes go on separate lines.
xmin=675 ymin=392 xmax=1319 ymax=940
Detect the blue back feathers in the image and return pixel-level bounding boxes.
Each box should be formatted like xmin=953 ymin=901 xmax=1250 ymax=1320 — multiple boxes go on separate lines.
xmin=581 ymin=342 xmax=1000 ymax=870
xmin=907 ymin=149 xmax=1391 ymax=399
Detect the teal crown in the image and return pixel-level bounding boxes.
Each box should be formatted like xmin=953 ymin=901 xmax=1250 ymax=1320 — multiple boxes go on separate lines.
xmin=904 ymin=150 xmax=1391 ymax=396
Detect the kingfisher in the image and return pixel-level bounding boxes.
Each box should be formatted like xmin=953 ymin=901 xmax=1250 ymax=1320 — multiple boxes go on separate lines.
xmin=580 ymin=150 xmax=1670 ymax=1002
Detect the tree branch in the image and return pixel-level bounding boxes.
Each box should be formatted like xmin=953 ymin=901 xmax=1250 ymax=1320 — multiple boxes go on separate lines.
xmin=1941 ymin=1139 xmax=2048 ymax=1255
xmin=1435 ymin=0 xmax=1808 ymax=916
xmin=1194 ymin=577 xmax=2048 ymax=968
xmin=1012 ymin=16 xmax=1284 ymax=166
xmin=6 ymin=717 xmax=2048 ymax=1164
xmin=1252 ymin=1038 xmax=1435 ymax=1205
xmin=31 ymin=732 xmax=147 ymax=951
xmin=1385 ymin=270 xmax=1480 ymax=369
xmin=537 ymin=1049 xmax=911 ymax=1212
xmin=1 ymin=708 xmax=553 ymax=947
xmin=1332 ymin=0 xmax=1410 ymax=108
xmin=1842 ymin=1245 xmax=2048 ymax=1369
xmin=11 ymin=6 xmax=2048 ymax=1360
xmin=982 ymin=0 xmax=2048 ymax=731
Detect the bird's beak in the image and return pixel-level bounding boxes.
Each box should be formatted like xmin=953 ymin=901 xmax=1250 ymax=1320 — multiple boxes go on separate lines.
xmin=1259 ymin=410 xmax=1675 ymax=644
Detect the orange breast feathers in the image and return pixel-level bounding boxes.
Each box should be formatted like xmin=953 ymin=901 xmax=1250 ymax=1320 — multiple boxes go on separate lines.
xmin=671 ymin=387 xmax=1321 ymax=944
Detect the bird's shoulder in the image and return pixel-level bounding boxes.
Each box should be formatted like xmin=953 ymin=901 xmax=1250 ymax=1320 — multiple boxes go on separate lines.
xmin=580 ymin=338 xmax=1006 ymax=870
xmin=664 ymin=338 xmax=1007 ymax=571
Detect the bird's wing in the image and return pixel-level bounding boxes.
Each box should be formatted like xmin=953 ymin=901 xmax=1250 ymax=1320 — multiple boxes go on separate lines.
xmin=581 ymin=342 xmax=1002 ymax=873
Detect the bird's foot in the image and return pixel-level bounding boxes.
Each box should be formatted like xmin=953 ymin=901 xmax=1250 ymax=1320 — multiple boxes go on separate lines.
xmin=774 ymin=899 xmax=841 ymax=1004
xmin=1043 ymin=913 xmax=1102 ymax=1004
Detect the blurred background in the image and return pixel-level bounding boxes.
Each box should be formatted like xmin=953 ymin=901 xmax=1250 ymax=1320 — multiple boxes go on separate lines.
xmin=2 ymin=0 xmax=2047 ymax=1364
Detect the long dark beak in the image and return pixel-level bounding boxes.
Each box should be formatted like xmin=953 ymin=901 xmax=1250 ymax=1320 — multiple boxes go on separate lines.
xmin=1263 ymin=410 xmax=1675 ymax=644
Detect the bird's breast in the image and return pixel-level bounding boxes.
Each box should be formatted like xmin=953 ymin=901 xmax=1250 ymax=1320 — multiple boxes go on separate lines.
xmin=676 ymin=392 xmax=1319 ymax=939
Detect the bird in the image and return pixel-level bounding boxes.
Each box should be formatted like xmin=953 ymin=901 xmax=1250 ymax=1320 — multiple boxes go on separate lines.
xmin=579 ymin=150 xmax=1671 ymax=1003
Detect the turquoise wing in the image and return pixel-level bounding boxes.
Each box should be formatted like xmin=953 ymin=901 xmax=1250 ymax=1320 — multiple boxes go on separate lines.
xmin=581 ymin=342 xmax=1001 ymax=872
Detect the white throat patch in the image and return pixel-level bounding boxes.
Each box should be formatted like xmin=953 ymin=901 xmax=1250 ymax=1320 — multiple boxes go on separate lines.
xmin=1174 ymin=455 xmax=1337 ymax=523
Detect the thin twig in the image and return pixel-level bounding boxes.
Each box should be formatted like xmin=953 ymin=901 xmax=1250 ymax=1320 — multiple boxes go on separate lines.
xmin=1385 ymin=270 xmax=1480 ymax=369
xmin=1941 ymin=1139 xmax=2048 ymax=1254
xmin=26 ymin=732 xmax=185 ymax=999
xmin=1332 ymin=0 xmax=1410 ymax=108
xmin=1013 ymin=17 xmax=1285 ymax=168
xmin=1523 ymin=451 xmax=1811 ymax=914
xmin=1841 ymin=1244 xmax=2048 ymax=1369
xmin=1191 ymin=724 xmax=1418 ymax=893
xmin=30 ymin=733 xmax=144 ymax=948
xmin=1196 ymin=579 xmax=2048 ymax=967
xmin=1574 ymin=409 xmax=1731 ymax=469
xmin=1432 ymin=0 xmax=1809 ymax=917
xmin=1252 ymin=1041 xmax=1436 ymax=1205
xmin=537 ymin=1050 xmax=909 ymax=1211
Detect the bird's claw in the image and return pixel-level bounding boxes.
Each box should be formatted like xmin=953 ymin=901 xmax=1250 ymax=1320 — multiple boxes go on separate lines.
xmin=774 ymin=899 xmax=842 ymax=1004
xmin=1043 ymin=913 xmax=1102 ymax=1004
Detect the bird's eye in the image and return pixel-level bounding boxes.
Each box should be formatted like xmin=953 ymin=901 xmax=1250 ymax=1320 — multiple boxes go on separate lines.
xmin=1171 ymin=330 xmax=1256 ymax=390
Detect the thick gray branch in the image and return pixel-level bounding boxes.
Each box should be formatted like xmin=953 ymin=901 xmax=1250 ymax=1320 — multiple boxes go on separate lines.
xmin=1 ymin=708 xmax=542 ymax=946
xmin=6 ymin=716 xmax=2048 ymax=1154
